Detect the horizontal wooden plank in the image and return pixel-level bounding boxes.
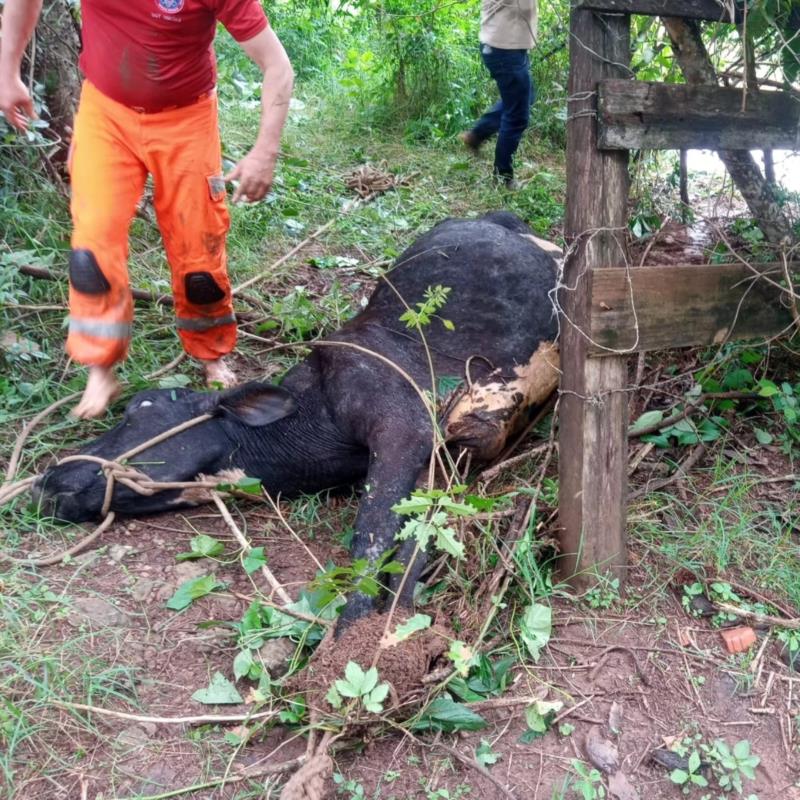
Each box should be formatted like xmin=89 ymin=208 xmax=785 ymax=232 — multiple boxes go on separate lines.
xmin=573 ymin=0 xmax=743 ymax=22
xmin=598 ymin=80 xmax=800 ymax=151
xmin=588 ymin=261 xmax=799 ymax=354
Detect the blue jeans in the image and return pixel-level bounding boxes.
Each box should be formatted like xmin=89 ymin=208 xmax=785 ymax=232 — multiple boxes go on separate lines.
xmin=471 ymin=45 xmax=536 ymax=178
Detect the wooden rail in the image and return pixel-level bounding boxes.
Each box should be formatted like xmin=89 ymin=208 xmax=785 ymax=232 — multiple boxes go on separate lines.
xmin=588 ymin=261 xmax=800 ymax=354
xmin=598 ymin=81 xmax=800 ymax=151
xmin=572 ymin=0 xmax=743 ymax=23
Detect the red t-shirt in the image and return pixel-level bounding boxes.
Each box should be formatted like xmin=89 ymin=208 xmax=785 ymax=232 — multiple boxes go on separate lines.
xmin=79 ymin=0 xmax=268 ymax=112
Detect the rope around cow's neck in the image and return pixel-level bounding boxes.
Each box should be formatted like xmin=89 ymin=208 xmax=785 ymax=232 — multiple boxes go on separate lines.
xmin=0 ymin=412 xmax=213 ymax=566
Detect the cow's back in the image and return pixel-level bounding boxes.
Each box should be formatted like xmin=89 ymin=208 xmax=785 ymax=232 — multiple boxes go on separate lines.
xmin=358 ymin=215 xmax=558 ymax=375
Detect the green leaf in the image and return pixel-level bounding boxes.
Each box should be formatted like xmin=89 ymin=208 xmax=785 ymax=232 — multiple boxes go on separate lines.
xmin=175 ymin=533 xmax=224 ymax=561
xmin=335 ymin=678 xmax=360 ymax=699
xmin=393 ymin=614 xmax=432 ymax=642
xmin=243 ymin=547 xmax=267 ymax=575
xmin=166 ymin=575 xmax=224 ymax=611
xmin=757 ymin=379 xmax=780 ymax=398
xmin=413 ymin=696 xmax=488 ymax=732
xmin=233 ymin=476 xmax=263 ymax=495
xmin=435 ymin=524 xmax=464 ymax=558
xmin=722 ymin=368 xmax=754 ymax=391
xmin=475 ymin=739 xmax=501 ymax=767
xmin=670 ymin=769 xmax=689 ymax=785
xmin=733 ymin=739 xmax=751 ymax=759
xmin=519 ymin=603 xmax=552 ymax=662
xmin=392 ymin=496 xmax=433 ymax=516
xmin=233 ymin=649 xmax=254 ymax=680
xmin=559 ymin=722 xmax=575 ymax=737
xmin=739 ymin=763 xmax=757 ymax=780
xmin=363 ymin=682 xmax=390 ymax=713
xmin=436 ymin=375 xmax=462 ymax=396
xmin=688 ymin=750 xmax=700 ymax=772
xmin=191 ymin=672 xmax=243 ymax=705
xmin=344 ymin=661 xmax=367 ymax=692
xmin=325 ymin=684 xmax=343 ymax=709
xmin=368 ymin=682 xmax=389 ymax=705
xmin=397 ymin=519 xmax=434 ymax=550
xmin=629 ymin=409 xmax=664 ymax=434
xmin=448 ymin=640 xmax=475 ymax=676
xmin=439 ymin=498 xmax=477 ymax=517
xmin=524 ymin=699 xmax=564 ymax=733
xmin=361 ymin=666 xmax=379 ymax=695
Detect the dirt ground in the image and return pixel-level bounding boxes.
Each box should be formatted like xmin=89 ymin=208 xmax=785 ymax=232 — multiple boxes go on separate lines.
xmin=5 ymin=493 xmax=799 ymax=800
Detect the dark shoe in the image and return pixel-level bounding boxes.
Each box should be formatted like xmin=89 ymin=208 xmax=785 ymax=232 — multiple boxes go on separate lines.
xmin=458 ymin=130 xmax=482 ymax=155
xmin=493 ymin=171 xmax=519 ymax=191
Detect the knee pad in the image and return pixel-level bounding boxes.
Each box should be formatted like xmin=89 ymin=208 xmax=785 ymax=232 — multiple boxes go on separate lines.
xmin=69 ymin=249 xmax=110 ymax=294
xmin=185 ymin=271 xmax=226 ymax=305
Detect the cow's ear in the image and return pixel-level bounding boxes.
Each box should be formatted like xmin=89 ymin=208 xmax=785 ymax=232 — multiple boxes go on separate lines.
xmin=214 ymin=382 xmax=297 ymax=427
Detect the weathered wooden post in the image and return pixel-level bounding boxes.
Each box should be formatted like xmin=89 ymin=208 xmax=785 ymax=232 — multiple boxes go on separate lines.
xmin=558 ymin=6 xmax=631 ymax=583
xmin=557 ymin=0 xmax=797 ymax=585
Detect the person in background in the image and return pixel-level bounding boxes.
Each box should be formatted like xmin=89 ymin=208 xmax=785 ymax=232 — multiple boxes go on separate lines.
xmin=0 ymin=0 xmax=294 ymax=419
xmin=460 ymin=0 xmax=537 ymax=189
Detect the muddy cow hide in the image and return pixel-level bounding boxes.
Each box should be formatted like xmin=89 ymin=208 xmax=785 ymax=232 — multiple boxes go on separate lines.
xmin=35 ymin=211 xmax=559 ymax=627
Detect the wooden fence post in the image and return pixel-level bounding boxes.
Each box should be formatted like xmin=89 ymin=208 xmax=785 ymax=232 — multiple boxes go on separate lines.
xmin=558 ymin=7 xmax=631 ymax=584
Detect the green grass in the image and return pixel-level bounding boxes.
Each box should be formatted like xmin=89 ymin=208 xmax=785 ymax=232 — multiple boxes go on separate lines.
xmin=631 ymin=459 xmax=800 ymax=609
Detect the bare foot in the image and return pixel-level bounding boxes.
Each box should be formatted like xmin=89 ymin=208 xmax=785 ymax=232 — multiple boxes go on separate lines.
xmin=71 ymin=366 xmax=121 ymax=419
xmin=203 ymin=357 xmax=237 ymax=389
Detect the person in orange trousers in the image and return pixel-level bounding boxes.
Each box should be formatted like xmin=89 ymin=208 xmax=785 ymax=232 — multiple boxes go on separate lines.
xmin=0 ymin=0 xmax=294 ymax=418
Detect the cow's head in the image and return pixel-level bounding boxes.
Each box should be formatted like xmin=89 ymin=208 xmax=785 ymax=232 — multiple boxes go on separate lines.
xmin=33 ymin=382 xmax=296 ymax=523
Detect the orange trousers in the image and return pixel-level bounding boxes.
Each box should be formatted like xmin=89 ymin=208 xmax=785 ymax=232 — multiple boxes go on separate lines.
xmin=67 ymin=80 xmax=236 ymax=367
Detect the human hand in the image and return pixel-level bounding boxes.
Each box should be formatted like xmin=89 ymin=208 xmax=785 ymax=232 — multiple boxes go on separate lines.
xmin=223 ymin=150 xmax=276 ymax=203
xmin=0 ymin=74 xmax=36 ymax=131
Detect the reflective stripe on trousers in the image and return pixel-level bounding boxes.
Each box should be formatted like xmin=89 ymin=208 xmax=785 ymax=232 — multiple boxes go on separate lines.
xmin=69 ymin=318 xmax=133 ymax=339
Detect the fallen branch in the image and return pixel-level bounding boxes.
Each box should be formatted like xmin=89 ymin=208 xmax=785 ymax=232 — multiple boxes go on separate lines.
xmin=629 ymin=443 xmax=707 ymax=500
xmin=19 ymin=264 xmax=174 ymax=306
xmin=477 ymin=442 xmax=549 ymax=484
xmin=52 ymin=698 xmax=278 ymax=726
xmin=434 ymin=741 xmax=518 ymax=800
xmin=716 ymin=577 xmax=799 ymax=621
xmin=0 ymin=512 xmax=116 ymax=567
xmin=117 ymin=756 xmax=308 ymax=800
xmin=211 ymin=491 xmax=293 ymax=605
xmin=716 ymin=602 xmax=800 ymax=631
xmin=233 ymin=219 xmax=337 ymax=296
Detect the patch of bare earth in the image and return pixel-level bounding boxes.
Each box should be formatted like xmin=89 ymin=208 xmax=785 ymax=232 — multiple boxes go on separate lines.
xmin=9 ymin=487 xmax=799 ymax=799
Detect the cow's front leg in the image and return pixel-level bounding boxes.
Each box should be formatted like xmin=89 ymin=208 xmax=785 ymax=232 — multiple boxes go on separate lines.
xmin=336 ymin=428 xmax=432 ymax=633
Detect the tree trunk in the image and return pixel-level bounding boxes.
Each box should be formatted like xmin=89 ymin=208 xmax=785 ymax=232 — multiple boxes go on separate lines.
xmin=35 ymin=0 xmax=82 ymax=164
xmin=662 ymin=16 xmax=794 ymax=245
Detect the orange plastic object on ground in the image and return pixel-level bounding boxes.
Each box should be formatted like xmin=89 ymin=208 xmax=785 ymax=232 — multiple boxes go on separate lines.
xmin=720 ymin=626 xmax=757 ymax=654
xmin=67 ymin=80 xmax=236 ymax=367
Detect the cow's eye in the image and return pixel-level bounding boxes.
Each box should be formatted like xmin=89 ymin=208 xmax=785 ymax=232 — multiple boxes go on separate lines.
xmin=139 ymin=400 xmax=153 ymax=409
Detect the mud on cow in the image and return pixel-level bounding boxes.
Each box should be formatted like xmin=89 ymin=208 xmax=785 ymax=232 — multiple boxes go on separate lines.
xmin=35 ymin=211 xmax=560 ymax=628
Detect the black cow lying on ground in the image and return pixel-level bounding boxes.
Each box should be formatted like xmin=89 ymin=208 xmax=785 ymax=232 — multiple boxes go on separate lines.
xmin=35 ymin=212 xmax=559 ymax=627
